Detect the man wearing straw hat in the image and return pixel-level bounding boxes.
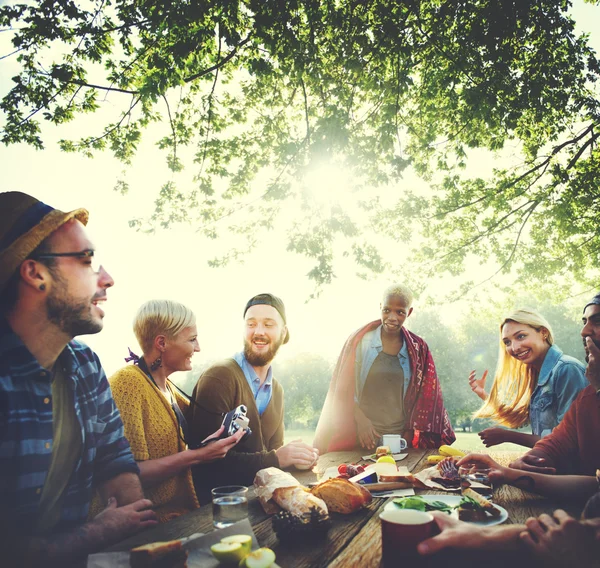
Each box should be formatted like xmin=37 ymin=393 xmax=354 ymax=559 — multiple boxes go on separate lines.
xmin=0 ymin=192 xmax=157 ymax=566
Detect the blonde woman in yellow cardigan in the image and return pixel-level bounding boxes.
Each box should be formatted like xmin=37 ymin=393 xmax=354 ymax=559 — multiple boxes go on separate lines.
xmin=108 ymin=299 xmax=244 ymax=523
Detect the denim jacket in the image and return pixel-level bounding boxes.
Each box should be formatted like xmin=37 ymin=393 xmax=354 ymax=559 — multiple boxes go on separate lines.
xmin=530 ymin=344 xmax=587 ymax=437
xmin=354 ymin=324 xmax=412 ymax=402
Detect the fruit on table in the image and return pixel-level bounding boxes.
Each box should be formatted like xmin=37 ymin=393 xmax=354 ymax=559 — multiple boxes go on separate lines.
xmin=427 ymin=455 xmax=445 ymax=464
xmin=438 ymin=445 xmax=466 ymax=458
xmin=376 ymin=455 xmax=396 ymax=464
xmin=221 ymin=535 xmax=252 ymax=555
xmin=239 ymin=548 xmax=276 ymax=568
xmin=211 ymin=541 xmax=247 ymax=564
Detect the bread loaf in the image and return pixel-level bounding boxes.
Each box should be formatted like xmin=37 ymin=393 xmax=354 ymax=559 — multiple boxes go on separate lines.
xmin=310 ymin=478 xmax=372 ymax=514
xmin=272 ymin=486 xmax=328 ymax=516
xmin=130 ymin=540 xmax=187 ymax=568
xmin=254 ymin=467 xmax=327 ymax=516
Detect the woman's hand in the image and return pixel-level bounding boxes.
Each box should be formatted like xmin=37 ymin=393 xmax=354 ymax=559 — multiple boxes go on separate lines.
xmin=509 ymin=453 xmax=557 ymax=475
xmin=353 ymin=406 xmax=380 ymax=450
xmin=468 ymin=369 xmax=488 ymax=400
xmin=520 ymin=510 xmax=600 ymax=568
xmin=456 ymin=453 xmax=508 ymax=486
xmin=191 ymin=426 xmax=245 ymax=463
xmin=478 ymin=427 xmax=513 ymax=447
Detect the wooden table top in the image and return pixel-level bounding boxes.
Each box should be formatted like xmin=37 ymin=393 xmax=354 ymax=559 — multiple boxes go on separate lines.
xmin=107 ymin=448 xmax=585 ymax=567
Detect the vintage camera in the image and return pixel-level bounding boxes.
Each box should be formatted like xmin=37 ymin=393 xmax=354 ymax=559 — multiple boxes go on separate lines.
xmin=221 ymin=405 xmax=252 ymax=441
xmin=194 ymin=405 xmax=252 ymax=448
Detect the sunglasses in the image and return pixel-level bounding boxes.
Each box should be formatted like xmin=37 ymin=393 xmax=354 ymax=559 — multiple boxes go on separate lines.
xmin=32 ymin=250 xmax=102 ymax=273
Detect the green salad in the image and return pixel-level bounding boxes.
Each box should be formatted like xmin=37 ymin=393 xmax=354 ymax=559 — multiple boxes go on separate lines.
xmin=392 ymin=496 xmax=454 ymax=514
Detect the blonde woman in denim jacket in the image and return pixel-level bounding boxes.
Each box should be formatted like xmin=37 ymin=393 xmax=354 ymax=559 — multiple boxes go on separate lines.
xmin=469 ymin=309 xmax=587 ymax=448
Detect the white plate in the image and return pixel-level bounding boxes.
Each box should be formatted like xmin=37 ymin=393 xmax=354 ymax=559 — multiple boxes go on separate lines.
xmin=384 ymin=494 xmax=508 ymax=526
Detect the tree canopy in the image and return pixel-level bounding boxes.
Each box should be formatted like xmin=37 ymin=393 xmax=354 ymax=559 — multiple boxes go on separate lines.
xmin=2 ymin=0 xmax=600 ymax=296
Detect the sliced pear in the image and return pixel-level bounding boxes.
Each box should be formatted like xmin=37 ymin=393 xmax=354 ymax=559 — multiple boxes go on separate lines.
xmin=210 ymin=541 xmax=246 ymax=564
xmin=240 ymin=548 xmax=276 ymax=568
xmin=221 ymin=534 xmax=252 ymax=555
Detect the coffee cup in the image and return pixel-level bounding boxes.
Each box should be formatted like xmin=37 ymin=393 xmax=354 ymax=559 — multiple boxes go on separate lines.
xmin=380 ymin=509 xmax=438 ymax=566
xmin=382 ymin=434 xmax=407 ymax=454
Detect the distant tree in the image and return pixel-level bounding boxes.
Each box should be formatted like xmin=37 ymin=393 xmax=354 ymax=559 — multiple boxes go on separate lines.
xmin=1 ymin=1 xmax=599 ymax=294
xmin=274 ymin=353 xmax=332 ymax=429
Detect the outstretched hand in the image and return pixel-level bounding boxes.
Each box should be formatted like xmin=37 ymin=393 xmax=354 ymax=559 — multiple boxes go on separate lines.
xmin=520 ymin=510 xmax=600 ymax=568
xmin=468 ymin=369 xmax=488 ymax=400
xmin=91 ymin=497 xmax=157 ymax=545
xmin=478 ymin=427 xmax=512 ymax=447
xmin=509 ymin=453 xmax=557 ymax=475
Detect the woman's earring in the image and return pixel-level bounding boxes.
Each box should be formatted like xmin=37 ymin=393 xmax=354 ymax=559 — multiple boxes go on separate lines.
xmin=150 ymin=355 xmax=162 ymax=371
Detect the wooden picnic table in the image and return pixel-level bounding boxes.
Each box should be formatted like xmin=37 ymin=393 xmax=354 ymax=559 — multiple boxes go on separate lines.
xmin=107 ymin=447 xmax=586 ymax=567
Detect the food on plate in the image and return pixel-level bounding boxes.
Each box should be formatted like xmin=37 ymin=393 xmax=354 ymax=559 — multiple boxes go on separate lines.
xmin=211 ymin=541 xmax=247 ymax=564
xmin=376 ymin=445 xmax=391 ymax=458
xmin=426 ymin=455 xmax=445 ymax=464
xmin=438 ymin=445 xmax=466 ymax=458
xmin=310 ymin=478 xmax=372 ymax=513
xmin=221 ymin=535 xmax=253 ymax=555
xmin=129 ymin=539 xmax=187 ymax=568
xmin=272 ymin=506 xmax=332 ymax=542
xmin=460 ymin=488 xmax=501 ymax=518
xmin=378 ymin=473 xmax=416 ymax=487
xmin=376 ymin=455 xmax=396 ymax=464
xmin=239 ymin=548 xmax=276 ymax=568
xmin=254 ymin=467 xmax=328 ymax=515
xmin=431 ymin=457 xmax=461 ymax=489
xmin=337 ymin=463 xmax=365 ymax=478
xmin=457 ymin=495 xmax=487 ymax=522
xmin=392 ymin=495 xmax=454 ymax=514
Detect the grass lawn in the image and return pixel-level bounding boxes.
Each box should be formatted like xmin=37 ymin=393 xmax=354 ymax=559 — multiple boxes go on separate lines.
xmin=285 ymin=428 xmax=527 ymax=454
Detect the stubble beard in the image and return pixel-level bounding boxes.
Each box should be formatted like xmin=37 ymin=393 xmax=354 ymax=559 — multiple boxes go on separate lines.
xmin=46 ymin=271 xmax=103 ymax=337
xmin=244 ymin=334 xmax=284 ymax=367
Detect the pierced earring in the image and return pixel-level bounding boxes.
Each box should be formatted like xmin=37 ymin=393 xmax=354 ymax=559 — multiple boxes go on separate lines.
xmin=39 ymin=284 xmax=46 ymax=291
xmin=150 ymin=355 xmax=162 ymax=371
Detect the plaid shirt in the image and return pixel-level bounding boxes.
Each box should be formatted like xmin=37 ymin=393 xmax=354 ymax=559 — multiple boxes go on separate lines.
xmin=0 ymin=319 xmax=139 ymax=534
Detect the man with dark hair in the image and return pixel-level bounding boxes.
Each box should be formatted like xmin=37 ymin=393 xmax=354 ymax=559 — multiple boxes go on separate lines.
xmin=189 ymin=293 xmax=317 ymax=497
xmin=0 ymin=192 xmax=157 ymax=567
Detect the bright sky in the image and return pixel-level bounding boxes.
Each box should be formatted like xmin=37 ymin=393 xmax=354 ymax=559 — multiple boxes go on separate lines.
xmin=1 ymin=1 xmax=599 ymax=379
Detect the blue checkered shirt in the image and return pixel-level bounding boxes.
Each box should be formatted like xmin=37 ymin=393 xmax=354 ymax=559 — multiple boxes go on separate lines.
xmin=0 ymin=319 xmax=139 ymax=534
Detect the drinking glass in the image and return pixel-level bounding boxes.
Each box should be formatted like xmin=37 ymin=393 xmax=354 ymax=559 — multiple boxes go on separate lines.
xmin=211 ymin=485 xmax=249 ymax=528
xmin=458 ymin=465 xmax=493 ymax=499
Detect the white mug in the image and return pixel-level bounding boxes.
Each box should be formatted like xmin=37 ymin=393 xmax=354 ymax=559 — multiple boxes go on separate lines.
xmin=382 ymin=434 xmax=407 ymax=454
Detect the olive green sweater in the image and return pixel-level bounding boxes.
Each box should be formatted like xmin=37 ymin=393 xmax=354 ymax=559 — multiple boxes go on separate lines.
xmin=188 ymin=359 xmax=284 ymax=501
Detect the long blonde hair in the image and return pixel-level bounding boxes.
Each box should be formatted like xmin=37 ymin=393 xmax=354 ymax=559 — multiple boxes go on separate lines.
xmin=474 ymin=309 xmax=554 ymax=429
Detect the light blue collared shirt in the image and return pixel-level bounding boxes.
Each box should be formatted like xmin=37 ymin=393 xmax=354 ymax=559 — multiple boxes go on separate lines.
xmin=354 ymin=324 xmax=412 ymax=402
xmin=529 ymin=344 xmax=587 ymax=437
xmin=233 ymin=352 xmax=273 ymax=415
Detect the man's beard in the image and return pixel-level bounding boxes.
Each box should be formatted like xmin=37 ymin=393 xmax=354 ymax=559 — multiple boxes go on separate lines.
xmin=583 ymin=337 xmax=600 ymax=363
xmin=46 ymin=272 xmax=102 ymax=337
xmin=244 ymin=334 xmax=284 ymax=367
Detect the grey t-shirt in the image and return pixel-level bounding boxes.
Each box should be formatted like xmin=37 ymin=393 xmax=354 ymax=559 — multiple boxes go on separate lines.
xmin=359 ymin=351 xmax=405 ymax=435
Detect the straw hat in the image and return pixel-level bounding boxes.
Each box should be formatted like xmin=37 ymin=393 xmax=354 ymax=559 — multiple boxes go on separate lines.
xmin=0 ymin=191 xmax=89 ymax=292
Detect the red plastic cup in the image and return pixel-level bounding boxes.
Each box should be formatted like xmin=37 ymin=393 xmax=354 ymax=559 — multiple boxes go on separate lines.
xmin=380 ymin=509 xmax=438 ymax=566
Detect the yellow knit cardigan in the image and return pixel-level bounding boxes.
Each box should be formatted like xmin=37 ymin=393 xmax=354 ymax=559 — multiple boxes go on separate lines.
xmin=108 ymin=364 xmax=200 ymax=523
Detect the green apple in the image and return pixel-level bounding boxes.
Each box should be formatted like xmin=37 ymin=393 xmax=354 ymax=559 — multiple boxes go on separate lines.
xmin=210 ymin=542 xmax=246 ymax=564
xmin=240 ymin=548 xmax=276 ymax=568
xmin=221 ymin=534 xmax=252 ymax=555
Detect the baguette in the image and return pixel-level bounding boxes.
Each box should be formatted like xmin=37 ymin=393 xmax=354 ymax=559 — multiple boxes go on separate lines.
xmin=461 ymin=488 xmax=501 ymax=517
xmin=272 ymin=485 xmax=328 ymax=516
xmin=130 ymin=540 xmax=187 ymax=568
xmin=254 ymin=467 xmax=328 ymax=516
